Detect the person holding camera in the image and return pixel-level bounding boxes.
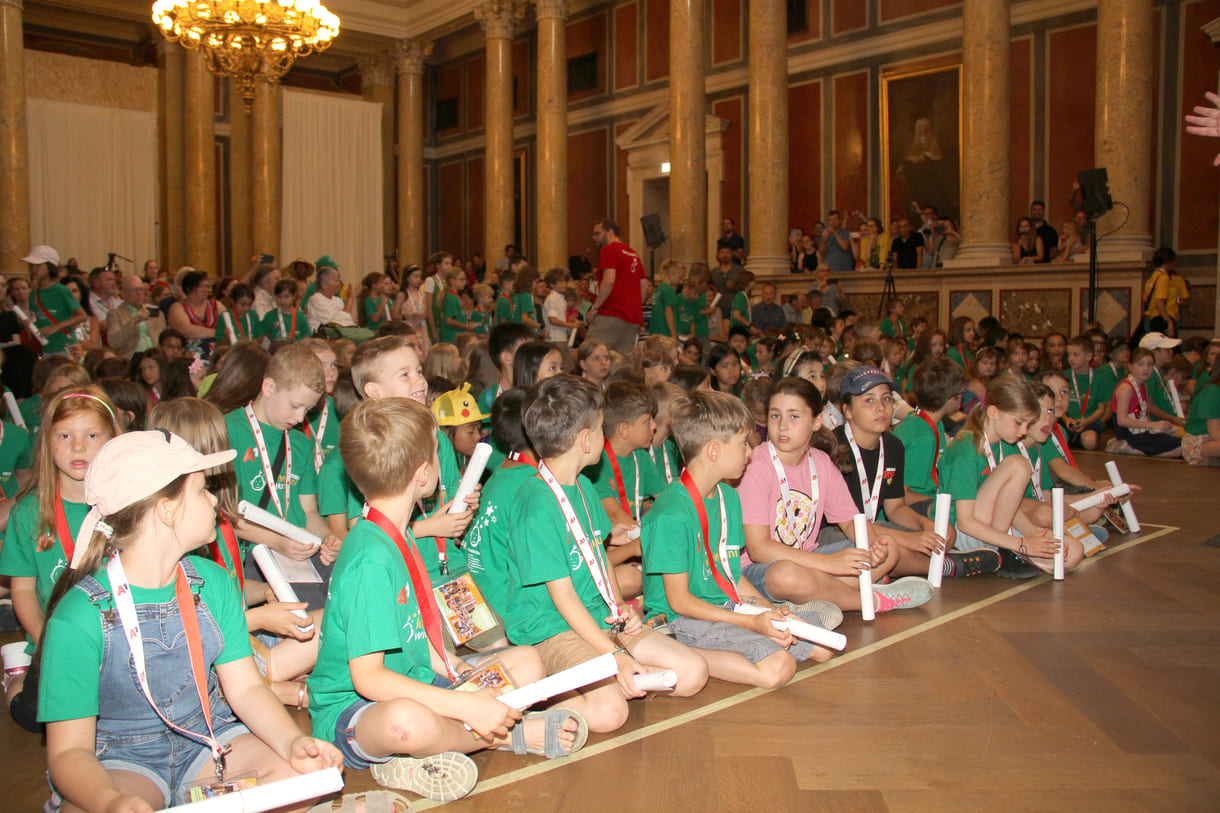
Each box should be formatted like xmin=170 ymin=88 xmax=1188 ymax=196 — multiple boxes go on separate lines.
xmin=106 ymin=274 xmax=166 ymax=357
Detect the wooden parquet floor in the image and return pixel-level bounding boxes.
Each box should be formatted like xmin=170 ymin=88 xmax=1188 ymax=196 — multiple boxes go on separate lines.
xmin=3 ymin=451 xmax=1218 ymax=811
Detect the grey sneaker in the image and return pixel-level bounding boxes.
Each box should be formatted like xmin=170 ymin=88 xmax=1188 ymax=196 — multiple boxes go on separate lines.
xmin=784 ymin=599 xmax=844 ymax=631
xmin=872 ymin=577 xmax=934 ymax=613
xmin=371 ymin=752 xmax=478 ymax=802
xmin=1105 ymin=438 xmax=1132 ymax=454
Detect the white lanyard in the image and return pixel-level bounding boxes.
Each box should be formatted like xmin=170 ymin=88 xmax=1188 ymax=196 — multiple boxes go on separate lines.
xmin=537 ymin=462 xmax=619 ymax=618
xmin=843 ymin=421 xmax=885 ymax=522
xmin=276 ymin=309 xmax=295 ymax=339
xmin=1128 ymin=376 xmax=1150 ymax=421
xmin=767 ymin=442 xmax=819 ymax=539
xmin=222 ymin=311 xmax=237 ymax=344
xmin=312 ymin=399 xmax=330 ymax=473
xmin=1014 ymin=443 xmax=1043 ymax=500
xmin=1050 ymin=429 xmax=1070 ymax=461
xmin=648 ymin=444 xmax=675 ymax=484
xmin=982 ymin=430 xmax=999 ymax=473
xmin=244 ymin=404 xmax=290 ymax=519
xmin=692 ymin=480 xmax=734 ymax=602
xmin=106 ymin=553 xmax=227 ymax=776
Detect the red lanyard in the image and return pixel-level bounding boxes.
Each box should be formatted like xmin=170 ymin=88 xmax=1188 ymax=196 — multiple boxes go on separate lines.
xmin=277 ymin=309 xmax=298 ymax=340
xmin=1051 ymin=424 xmax=1078 ymax=467
xmin=210 ymin=517 xmax=244 ymax=594
xmin=679 ymin=471 xmax=739 ymax=603
xmin=603 ymin=439 xmax=636 ymax=519
xmin=54 ymin=492 xmax=74 ymax=563
xmin=186 ymin=300 xmax=217 ymax=328
xmin=224 ymin=311 xmax=247 ymax=342
xmin=1072 ymin=369 xmax=1092 ymax=418
xmin=508 ymin=451 xmax=537 ymax=467
xmin=33 ymin=289 xmax=57 ymax=325
xmin=957 ymin=344 xmax=971 ymax=364
xmin=363 ymin=505 xmax=457 ymax=680
xmin=417 ymin=482 xmax=450 ymax=575
xmin=915 ymin=409 xmax=941 ymax=487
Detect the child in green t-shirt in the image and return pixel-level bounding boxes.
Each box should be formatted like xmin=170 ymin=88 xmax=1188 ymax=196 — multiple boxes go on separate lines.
xmin=879 ymin=298 xmax=907 ymax=340
xmin=296 ymin=338 xmax=342 ymax=474
xmin=470 ymin=284 xmax=494 ymax=336
xmin=1060 ymin=336 xmax=1107 ymax=450
xmin=506 ymin=375 xmax=708 ymax=733
xmin=23 ymin=255 xmax=87 ymax=357
xmin=1184 ymin=356 xmax=1220 ymax=465
xmin=641 ymin=390 xmax=834 ymax=689
xmin=647 ymin=383 xmax=684 ymax=488
xmin=440 ymin=271 xmax=474 ymax=344
xmin=651 ymin=259 xmax=685 ymax=338
xmin=215 ymin=283 xmax=261 ymax=346
xmin=892 ymin=357 xmax=962 ymax=510
xmin=308 ymin=397 xmax=586 ymax=798
xmin=261 ymin=279 xmax=309 ymax=343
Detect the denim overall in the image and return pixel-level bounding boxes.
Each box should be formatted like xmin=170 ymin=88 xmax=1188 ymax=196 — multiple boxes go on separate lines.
xmin=46 ymin=559 xmax=248 ymax=810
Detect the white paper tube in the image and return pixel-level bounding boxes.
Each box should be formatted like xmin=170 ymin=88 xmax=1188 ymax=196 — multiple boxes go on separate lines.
xmin=709 ymin=292 xmax=722 ymax=309
xmin=733 ymin=602 xmax=848 ymax=651
xmin=1052 ymin=487 xmax=1065 ymax=581
xmin=568 ymin=327 xmax=579 ymax=347
xmin=4 ymin=391 xmax=25 ymax=429
xmin=497 ymin=653 xmax=618 ymax=710
xmin=223 ymin=312 xmax=237 ymax=345
xmin=927 ymin=493 xmax=952 ymax=589
xmin=1168 ymin=379 xmax=1184 ymax=418
xmin=633 ymin=670 xmax=677 ymax=691
xmin=626 ymin=525 xmax=641 ymax=540
xmin=1104 ymin=461 xmax=1141 ymax=533
xmin=448 ymin=442 xmax=492 ymax=513
xmin=1068 ymin=483 xmax=1131 ymax=512
xmin=166 ymin=767 xmax=344 ymax=812
xmin=853 ymin=513 xmax=874 ymax=621
xmin=251 ymin=544 xmax=313 ymax=628
xmin=12 ymin=306 xmax=48 ymax=345
xmin=238 ymin=501 xmax=322 ymax=548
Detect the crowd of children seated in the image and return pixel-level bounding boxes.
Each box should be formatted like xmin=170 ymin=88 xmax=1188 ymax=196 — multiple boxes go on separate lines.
xmin=1 ymin=249 xmax=1215 ymax=813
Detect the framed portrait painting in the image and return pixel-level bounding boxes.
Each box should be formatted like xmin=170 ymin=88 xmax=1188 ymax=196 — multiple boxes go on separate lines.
xmin=881 ymin=63 xmax=962 ymax=228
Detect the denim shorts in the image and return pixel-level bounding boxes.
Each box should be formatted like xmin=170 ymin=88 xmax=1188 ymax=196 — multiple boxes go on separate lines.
xmin=742 ymin=529 xmax=855 ymax=602
xmin=668 ymin=602 xmax=823 ymax=664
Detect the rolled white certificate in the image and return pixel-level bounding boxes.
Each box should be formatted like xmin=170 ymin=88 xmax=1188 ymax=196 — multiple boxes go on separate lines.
xmin=448 ymin=442 xmax=492 ymax=513
xmin=1104 ymin=461 xmax=1140 ymax=533
xmin=710 ymin=292 xmax=722 ymax=309
xmin=237 ymin=500 xmax=322 ymax=548
xmin=12 ymin=305 xmax=48 ymax=346
xmin=633 ymin=670 xmax=677 ymax=691
xmin=1168 ymin=379 xmax=1184 ymax=419
xmin=497 ymin=653 xmax=618 ymax=710
xmin=927 ymin=493 xmax=952 ymax=589
xmin=732 ymin=602 xmax=847 ymax=651
xmin=568 ymin=327 xmax=579 ymax=347
xmin=251 ymin=544 xmax=313 ymax=629
xmin=166 ymin=767 xmax=344 ymax=812
xmin=3 ymin=391 xmax=25 ymax=429
xmin=854 ymin=513 xmax=874 ymax=621
xmin=223 ymin=311 xmax=237 ymax=345
xmin=1052 ymin=487 xmax=1065 ymax=581
xmin=1068 ymin=483 xmax=1131 ymax=512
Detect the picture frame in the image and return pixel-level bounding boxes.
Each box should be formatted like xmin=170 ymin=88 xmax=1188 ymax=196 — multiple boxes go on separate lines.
xmin=880 ymin=63 xmax=962 ymax=229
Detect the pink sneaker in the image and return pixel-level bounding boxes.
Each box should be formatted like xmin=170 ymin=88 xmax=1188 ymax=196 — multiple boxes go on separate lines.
xmin=872 ymin=577 xmax=933 ymax=613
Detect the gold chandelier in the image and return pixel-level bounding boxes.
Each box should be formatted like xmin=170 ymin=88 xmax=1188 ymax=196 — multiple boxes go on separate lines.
xmin=152 ymin=0 xmax=340 ymax=107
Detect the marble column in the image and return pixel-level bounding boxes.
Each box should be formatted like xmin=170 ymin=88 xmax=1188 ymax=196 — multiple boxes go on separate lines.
xmin=157 ymin=42 xmax=186 ymax=270
xmin=361 ymin=53 xmax=396 ymax=261
xmin=0 ymin=0 xmax=29 ymax=277
xmin=228 ymin=80 xmax=252 ymax=273
xmin=744 ymin=0 xmax=789 ymax=277
xmin=669 ymin=0 xmax=707 ymax=268
xmin=183 ymin=51 xmax=217 ymax=273
xmin=945 ymin=0 xmax=1010 ymax=267
xmin=476 ymin=0 xmax=523 ymax=261
xmin=1093 ymin=0 xmax=1155 ymax=261
xmin=250 ymin=80 xmax=282 ymax=263
xmin=396 ymin=39 xmax=431 ymax=268
xmin=534 ymin=0 xmax=568 ymax=271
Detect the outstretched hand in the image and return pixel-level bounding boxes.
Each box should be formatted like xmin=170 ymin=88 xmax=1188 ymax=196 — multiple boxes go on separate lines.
xmin=1185 ymin=91 xmax=1220 ymax=165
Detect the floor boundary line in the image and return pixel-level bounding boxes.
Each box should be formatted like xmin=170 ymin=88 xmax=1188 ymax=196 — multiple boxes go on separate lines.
xmin=414 ymin=523 xmax=1176 ymax=808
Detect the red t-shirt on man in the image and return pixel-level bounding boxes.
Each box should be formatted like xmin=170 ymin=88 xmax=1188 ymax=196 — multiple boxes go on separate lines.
xmin=596 ymin=241 xmax=645 ymax=325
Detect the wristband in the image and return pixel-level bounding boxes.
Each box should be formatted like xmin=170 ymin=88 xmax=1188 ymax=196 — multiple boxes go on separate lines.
xmin=612 ymin=647 xmax=628 ymax=655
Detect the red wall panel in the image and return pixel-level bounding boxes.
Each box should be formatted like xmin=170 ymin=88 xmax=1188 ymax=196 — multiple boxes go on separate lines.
xmin=714 ymin=97 xmax=744 ymax=227
xmin=614 ymin=2 xmax=638 ymax=91
xmin=1179 ymin=2 xmax=1220 ymax=249
xmin=567 ymin=128 xmax=610 ymax=259
xmin=438 ymin=161 xmax=465 ymax=255
xmin=466 ymin=56 xmax=484 ymax=132
xmin=880 ymin=0 xmax=959 ymax=23
xmin=833 ymin=71 xmax=869 ymax=214
xmin=615 ymin=120 xmax=634 ymax=238
xmin=1009 ymin=37 xmax=1032 ymax=229
xmin=832 ymin=0 xmax=867 ymax=34
xmin=644 ymin=0 xmax=669 ymax=82
xmin=567 ymin=12 xmax=607 ymax=101
xmin=1046 ymin=24 xmax=1096 ymax=232
xmin=788 ymin=0 xmax=821 ymax=44
xmin=788 ymin=80 xmax=823 ymax=231
xmin=711 ymin=0 xmax=742 ymax=65
xmin=436 ymin=65 xmax=463 ymax=135
xmin=467 ymin=157 xmax=485 ymax=257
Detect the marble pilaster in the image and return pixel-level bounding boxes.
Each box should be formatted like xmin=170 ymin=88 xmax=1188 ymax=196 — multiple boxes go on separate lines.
xmin=669 ymin=0 xmax=707 ymax=267
xmin=0 ymin=0 xmax=29 ymax=276
xmin=228 ymin=79 xmax=252 ymax=273
xmin=250 ymin=80 xmax=281 ymax=263
xmin=534 ymin=0 xmax=568 ymax=271
xmin=396 ymin=39 xmax=431 ymax=267
xmin=476 ymin=0 xmax=524 ymax=260
xmin=744 ymin=0 xmax=789 ymax=277
xmin=944 ymin=0 xmax=1010 ymax=267
xmin=157 ymin=41 xmax=186 ymax=270
xmin=183 ymin=50 xmax=217 ymax=273
xmin=361 ymin=52 xmax=397 ymax=260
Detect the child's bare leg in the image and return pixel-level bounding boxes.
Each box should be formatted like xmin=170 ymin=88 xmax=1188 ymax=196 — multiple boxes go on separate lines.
xmin=1024 ymin=499 xmax=1053 ymax=529
xmin=763 ymin=560 xmax=862 ymax=611
xmin=204 ymin=733 xmax=321 ymax=812
xmin=5 ymin=674 xmax=24 ymax=705
xmin=551 ymin=681 xmax=629 ymax=733
xmin=870 ymin=538 xmax=900 ymax=581
xmin=265 ymin=613 xmax=323 ymax=683
xmin=354 ymin=698 xmax=485 ymax=757
xmin=481 ymin=645 xmax=545 ymax=685
xmin=60 ymin=770 xmax=161 ymax=813
xmin=695 ymin=648 xmax=795 ymax=689
xmin=889 ymin=544 xmax=931 ymax=577
xmin=628 ymin=632 xmax=708 ymax=697
xmin=974 ymin=456 xmax=1031 ymax=534
xmin=613 ymin=564 xmax=642 ymax=600
xmin=1081 ymin=429 xmax=1099 ymax=450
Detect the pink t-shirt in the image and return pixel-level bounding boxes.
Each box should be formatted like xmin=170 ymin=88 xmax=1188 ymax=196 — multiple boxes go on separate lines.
xmin=735 ymin=444 xmax=858 ymax=565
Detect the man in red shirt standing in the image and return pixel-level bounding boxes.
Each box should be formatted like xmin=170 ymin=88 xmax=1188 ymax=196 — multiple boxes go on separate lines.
xmin=587 ymin=218 xmax=645 ymax=356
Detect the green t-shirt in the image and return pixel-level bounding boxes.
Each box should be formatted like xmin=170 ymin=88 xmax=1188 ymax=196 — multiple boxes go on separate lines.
xmin=586 ymin=447 xmax=667 ymax=521
xmin=1186 ymin=382 xmax=1220 ymax=436
xmin=731 ymin=291 xmax=751 ymax=327
xmin=0 ymin=493 xmax=89 ymax=618
xmin=464 ymin=460 xmax=536 ymax=617
xmin=363 ymin=296 xmax=392 ymax=332
xmin=0 ymin=420 xmax=31 ymax=498
xmin=468 ymin=308 xmax=490 ymax=336
xmin=439 ymin=291 xmax=467 ymax=344
xmin=19 ymin=394 xmax=42 ymax=437
xmin=214 ymin=310 xmax=261 ymax=344
xmin=892 ymin=411 xmax=946 ymax=499
xmin=30 ymin=283 xmax=82 ymax=354
xmin=300 ymin=396 xmax=340 ymax=470
xmin=261 ymin=307 xmax=310 ymax=342
xmin=503 ymin=474 xmax=612 ymax=645
xmin=641 ymin=481 xmax=743 ymax=620
xmin=880 ymin=316 xmax=906 ymax=338
xmin=1066 ymin=368 xmax=1106 ymax=421
xmin=647 ymin=439 xmax=681 ymax=487
xmin=308 ymin=519 xmax=434 ymax=741
xmin=495 ymin=292 xmax=515 ymax=324
xmin=1148 ymin=369 xmax=1177 ymax=415
xmin=411 ymin=429 xmax=466 ymax=585
xmin=224 ymin=408 xmax=318 ymax=529
xmin=1091 ymin=362 xmax=1122 ymax=410
xmin=651 ymin=283 xmax=680 ymax=337
xmin=38 ymin=556 xmax=250 ymax=723
xmin=947 ymin=345 xmax=972 ymax=368
xmin=939 ymin=430 xmax=999 ymax=525
xmin=316 ymin=449 xmax=363 ymax=521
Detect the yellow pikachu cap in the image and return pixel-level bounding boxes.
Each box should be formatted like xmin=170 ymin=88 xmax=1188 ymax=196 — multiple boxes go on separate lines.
xmin=431 ymin=382 xmax=490 ymax=426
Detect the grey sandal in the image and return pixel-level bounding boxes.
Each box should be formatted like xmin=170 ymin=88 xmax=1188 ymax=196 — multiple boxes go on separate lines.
xmin=508 ymin=708 xmax=588 ymax=759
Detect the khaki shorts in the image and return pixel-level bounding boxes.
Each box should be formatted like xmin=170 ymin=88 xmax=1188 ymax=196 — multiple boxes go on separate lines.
xmin=534 ymin=626 xmax=655 ymax=674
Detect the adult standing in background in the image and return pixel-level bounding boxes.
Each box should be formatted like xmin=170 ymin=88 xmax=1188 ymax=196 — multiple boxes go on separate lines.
xmin=86 ymin=267 xmax=120 ymax=323
xmin=721 ymin=217 xmax=746 ymax=262
xmin=818 ymin=210 xmax=858 ymax=272
xmin=587 ymin=218 xmax=645 ymax=356
xmin=1030 ymin=201 xmax=1059 ymax=262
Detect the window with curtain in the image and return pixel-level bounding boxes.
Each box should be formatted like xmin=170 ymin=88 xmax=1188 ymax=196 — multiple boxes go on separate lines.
xmin=26 ymin=98 xmax=158 ymax=272
xmin=281 ymin=89 xmax=384 ymax=283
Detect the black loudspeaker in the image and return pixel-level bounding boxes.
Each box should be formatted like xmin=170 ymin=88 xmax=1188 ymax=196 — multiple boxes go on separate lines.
xmin=641 ymin=213 xmax=666 ymax=248
xmin=1077 ymin=167 xmax=1113 ymax=216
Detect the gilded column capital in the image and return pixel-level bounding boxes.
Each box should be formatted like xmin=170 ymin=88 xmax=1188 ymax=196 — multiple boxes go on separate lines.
xmin=534 ymin=0 xmax=568 ymax=21
xmin=475 ymin=0 xmax=526 ymax=39
xmin=358 ymin=52 xmax=395 ymax=87
xmin=0 ymin=0 xmax=23 ymax=12
xmin=394 ymin=39 xmax=433 ymax=76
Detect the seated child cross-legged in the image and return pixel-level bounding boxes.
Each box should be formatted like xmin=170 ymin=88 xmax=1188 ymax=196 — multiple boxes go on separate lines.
xmin=505 ymin=375 xmax=708 ymax=734
xmin=642 ymin=391 xmax=836 ymax=690
xmin=308 ymin=398 xmax=586 ymax=804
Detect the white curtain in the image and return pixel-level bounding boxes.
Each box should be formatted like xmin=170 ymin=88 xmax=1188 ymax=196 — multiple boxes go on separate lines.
xmin=281 ymin=89 xmax=383 ymax=280
xmin=27 ymin=99 xmax=158 ymax=272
